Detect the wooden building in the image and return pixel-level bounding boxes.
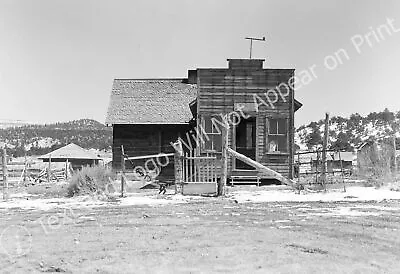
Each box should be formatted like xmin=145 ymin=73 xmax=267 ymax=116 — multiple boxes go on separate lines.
xmin=105 ymin=59 xmax=302 ymax=182
xmin=307 ymin=151 xmax=355 ymax=173
xmin=38 ymin=143 xmax=101 ymax=170
xmin=105 ymin=79 xmax=197 ymax=181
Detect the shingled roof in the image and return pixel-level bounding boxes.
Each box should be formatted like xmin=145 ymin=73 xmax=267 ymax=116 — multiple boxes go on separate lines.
xmin=38 ymin=143 xmax=100 ymax=160
xmin=105 ymin=79 xmax=197 ymax=125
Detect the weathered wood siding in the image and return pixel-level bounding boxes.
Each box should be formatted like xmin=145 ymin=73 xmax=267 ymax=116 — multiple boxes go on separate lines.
xmin=112 ymin=124 xmax=191 ymax=181
xmin=197 ymin=60 xmax=295 ymax=178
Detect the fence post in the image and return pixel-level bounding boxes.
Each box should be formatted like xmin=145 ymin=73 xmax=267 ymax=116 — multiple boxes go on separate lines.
xmin=297 ymin=153 xmax=300 ymax=184
xmin=171 ymin=140 xmax=183 ymax=194
xmin=48 ymin=154 xmax=52 ymax=182
xmin=338 ymin=150 xmax=346 ymax=192
xmin=321 ymin=112 xmax=329 ymax=188
xmin=23 ymin=152 xmax=27 ymax=183
xmin=65 ymin=159 xmax=69 ymax=180
xmin=219 ymin=122 xmax=229 ymax=196
xmin=121 ymin=145 xmax=125 ymax=197
xmin=315 ymin=150 xmax=319 ymax=185
xmin=2 ymin=148 xmax=8 ymax=201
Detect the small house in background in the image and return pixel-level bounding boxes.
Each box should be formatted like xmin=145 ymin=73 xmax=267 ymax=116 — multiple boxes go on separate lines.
xmin=326 ymin=151 xmax=356 ymax=171
xmin=38 ymin=143 xmax=100 ymax=170
xmin=297 ymin=151 xmax=356 ymax=175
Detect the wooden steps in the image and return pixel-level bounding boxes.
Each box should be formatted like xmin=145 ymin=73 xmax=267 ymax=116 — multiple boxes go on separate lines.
xmin=230 ymin=175 xmax=260 ymax=186
xmin=227 ymin=148 xmax=298 ymax=189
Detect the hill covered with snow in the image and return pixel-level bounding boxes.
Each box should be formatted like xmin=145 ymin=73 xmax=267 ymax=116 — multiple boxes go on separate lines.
xmin=296 ymin=108 xmax=400 ymax=151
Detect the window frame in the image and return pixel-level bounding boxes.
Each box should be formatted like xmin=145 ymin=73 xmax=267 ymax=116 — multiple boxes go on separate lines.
xmin=266 ymin=117 xmax=289 ymax=154
xmin=201 ymin=115 xmax=223 ymax=153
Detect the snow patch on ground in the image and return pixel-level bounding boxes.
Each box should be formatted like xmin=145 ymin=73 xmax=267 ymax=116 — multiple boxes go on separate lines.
xmin=0 ymin=193 xmax=186 ymax=211
xmin=229 ymin=186 xmax=400 ymax=203
xmin=301 ymin=204 xmax=400 ymax=217
xmin=2 ymin=186 xmax=400 ymax=212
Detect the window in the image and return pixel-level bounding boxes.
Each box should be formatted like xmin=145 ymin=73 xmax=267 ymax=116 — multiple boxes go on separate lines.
xmin=202 ymin=116 xmax=223 ymax=152
xmin=267 ymin=118 xmax=288 ymax=152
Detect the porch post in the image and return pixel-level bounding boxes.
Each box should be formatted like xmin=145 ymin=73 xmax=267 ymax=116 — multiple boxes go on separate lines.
xmin=219 ymin=122 xmax=229 ymax=196
xmin=172 ymin=140 xmax=183 ymax=194
xmin=120 ymin=145 xmax=125 ymax=197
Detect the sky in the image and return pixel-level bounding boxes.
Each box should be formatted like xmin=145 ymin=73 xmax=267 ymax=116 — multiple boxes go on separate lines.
xmin=0 ymin=0 xmax=400 ymax=126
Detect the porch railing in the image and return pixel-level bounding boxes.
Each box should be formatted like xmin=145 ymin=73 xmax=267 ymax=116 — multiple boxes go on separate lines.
xmin=182 ymin=150 xmax=219 ymax=183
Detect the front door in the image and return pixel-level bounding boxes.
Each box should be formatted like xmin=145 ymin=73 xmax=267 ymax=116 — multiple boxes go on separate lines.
xmin=235 ymin=117 xmax=256 ymax=169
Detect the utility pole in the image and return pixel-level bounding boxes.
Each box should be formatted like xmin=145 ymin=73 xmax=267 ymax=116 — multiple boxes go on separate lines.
xmin=321 ymin=113 xmax=329 ymax=188
xmin=245 ymin=36 xmax=266 ymax=59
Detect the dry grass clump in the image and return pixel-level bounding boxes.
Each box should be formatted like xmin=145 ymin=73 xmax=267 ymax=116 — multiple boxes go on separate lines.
xmin=67 ymin=166 xmax=116 ymax=197
xmin=356 ymin=143 xmax=397 ymax=187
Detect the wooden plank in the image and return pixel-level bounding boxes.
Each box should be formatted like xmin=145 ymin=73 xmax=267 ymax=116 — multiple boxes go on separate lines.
xmin=193 ymin=150 xmax=196 ymax=182
xmin=206 ymin=159 xmax=209 ymax=182
xmin=185 ymin=156 xmax=216 ymax=160
xmin=126 ymin=153 xmax=174 ymax=160
xmin=227 ymin=147 xmax=297 ymax=189
xmin=202 ymin=159 xmax=206 ymax=182
xmin=184 ymin=152 xmax=188 ymax=183
xmin=210 ymin=153 xmax=214 ymax=182
xmin=182 ymin=183 xmax=217 ymax=196
xmin=189 ymin=149 xmax=193 ymax=182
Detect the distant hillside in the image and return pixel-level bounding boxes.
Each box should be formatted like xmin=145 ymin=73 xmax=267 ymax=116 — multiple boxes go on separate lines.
xmin=296 ymin=108 xmax=400 ymax=151
xmin=4 ymin=111 xmax=398 ymax=157
xmin=0 ymin=119 xmax=112 ymax=157
xmin=0 ymin=120 xmax=35 ymax=129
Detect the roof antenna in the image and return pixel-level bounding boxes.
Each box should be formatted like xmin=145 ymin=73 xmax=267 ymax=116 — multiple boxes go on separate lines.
xmin=245 ymin=36 xmax=266 ymax=59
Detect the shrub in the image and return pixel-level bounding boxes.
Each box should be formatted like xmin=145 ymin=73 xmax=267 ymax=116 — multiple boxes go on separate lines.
xmin=67 ymin=166 xmax=116 ymax=197
xmin=357 ymin=143 xmax=396 ymax=186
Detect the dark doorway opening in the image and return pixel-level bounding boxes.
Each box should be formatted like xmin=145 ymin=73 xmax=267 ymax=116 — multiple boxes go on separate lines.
xmin=235 ymin=117 xmax=256 ymax=170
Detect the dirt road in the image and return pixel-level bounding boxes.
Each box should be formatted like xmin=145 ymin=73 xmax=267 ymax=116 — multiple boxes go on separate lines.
xmin=1 ymin=198 xmax=400 ymax=273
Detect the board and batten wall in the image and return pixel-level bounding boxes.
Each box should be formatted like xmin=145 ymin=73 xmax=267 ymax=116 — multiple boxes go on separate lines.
xmin=196 ymin=59 xmax=295 ymax=179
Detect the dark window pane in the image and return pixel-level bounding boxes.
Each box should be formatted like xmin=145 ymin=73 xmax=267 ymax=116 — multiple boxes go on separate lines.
xmin=204 ymin=117 xmax=212 ymax=132
xmin=246 ymin=123 xmax=253 ymax=149
xmin=269 ymin=119 xmax=277 ymax=134
xmin=277 ymin=135 xmax=288 ymax=152
xmin=278 ymin=119 xmax=287 ymax=135
xmin=236 ymin=121 xmax=246 ymax=148
xmin=212 ymin=134 xmax=222 ymax=151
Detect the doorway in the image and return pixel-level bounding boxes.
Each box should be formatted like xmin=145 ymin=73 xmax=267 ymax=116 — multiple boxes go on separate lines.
xmin=235 ymin=117 xmax=256 ymax=170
